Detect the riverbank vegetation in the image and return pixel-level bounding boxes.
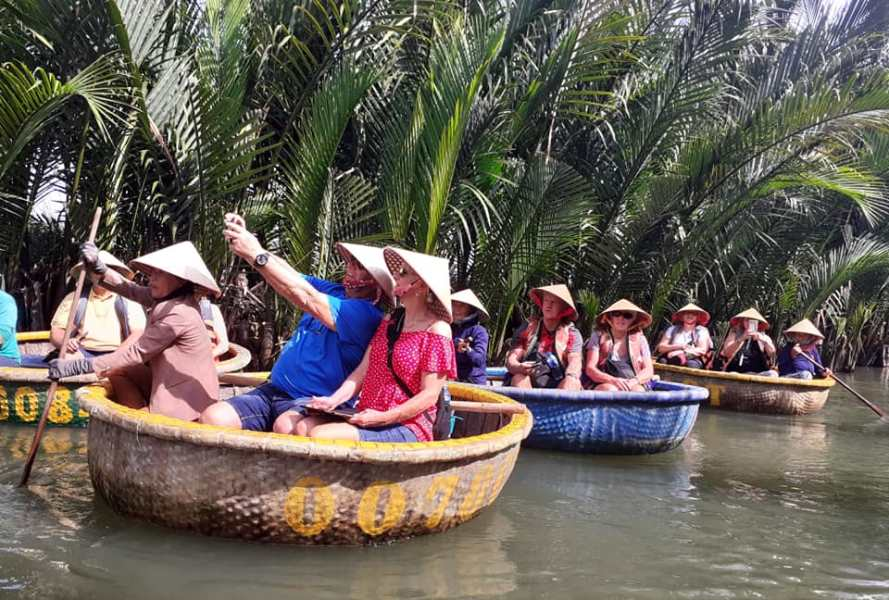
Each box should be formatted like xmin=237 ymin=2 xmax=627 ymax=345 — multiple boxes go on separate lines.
xmin=2 ymin=0 xmax=889 ymax=370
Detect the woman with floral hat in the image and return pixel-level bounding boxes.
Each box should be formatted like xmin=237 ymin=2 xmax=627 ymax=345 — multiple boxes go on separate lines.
xmin=777 ymin=319 xmax=833 ymax=380
xmin=291 ymin=247 xmax=457 ymax=443
xmin=655 ymin=303 xmax=713 ymax=369
xmin=505 ymin=284 xmax=584 ymax=390
xmin=48 ymin=241 xmax=221 ymax=420
xmin=584 ymin=299 xmax=654 ymax=392
xmin=714 ymin=308 xmax=777 ymax=376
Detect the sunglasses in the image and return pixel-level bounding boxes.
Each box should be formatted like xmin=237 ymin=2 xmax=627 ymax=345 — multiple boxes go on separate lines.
xmin=611 ymin=311 xmax=636 ymax=320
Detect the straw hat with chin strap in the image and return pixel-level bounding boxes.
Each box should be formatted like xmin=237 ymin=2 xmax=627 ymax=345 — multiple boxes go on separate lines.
xmin=383 ymin=247 xmax=452 ymax=323
xmin=335 ymin=242 xmax=395 ymax=303
xmin=70 ymin=251 xmax=134 ymax=280
xmin=784 ymin=318 xmax=824 ymax=340
xmin=129 ymin=242 xmax=221 ymax=298
xmin=730 ymin=307 xmax=769 ymax=331
xmin=671 ymin=302 xmax=710 ymax=326
xmin=529 ymin=284 xmax=578 ymax=321
xmin=596 ymin=299 xmax=653 ymax=331
xmin=451 ymin=289 xmax=489 ymax=321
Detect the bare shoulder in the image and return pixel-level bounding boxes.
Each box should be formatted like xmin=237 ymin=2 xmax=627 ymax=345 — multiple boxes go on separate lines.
xmin=428 ymin=320 xmax=452 ymax=338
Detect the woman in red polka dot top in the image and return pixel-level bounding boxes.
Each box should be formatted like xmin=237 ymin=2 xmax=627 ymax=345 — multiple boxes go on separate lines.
xmin=297 ymin=247 xmax=457 ymax=443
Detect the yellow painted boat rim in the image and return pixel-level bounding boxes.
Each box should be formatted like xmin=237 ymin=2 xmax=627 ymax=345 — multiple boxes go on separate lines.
xmin=654 ymin=363 xmax=835 ymax=389
xmin=77 ymin=381 xmax=533 ymax=465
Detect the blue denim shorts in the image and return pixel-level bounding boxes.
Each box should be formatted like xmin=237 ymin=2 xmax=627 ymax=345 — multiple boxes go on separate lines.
xmin=0 ymin=357 xmax=21 ymax=367
xmin=225 ymin=383 xmax=313 ymax=432
xmin=357 ymin=423 xmax=418 ymax=443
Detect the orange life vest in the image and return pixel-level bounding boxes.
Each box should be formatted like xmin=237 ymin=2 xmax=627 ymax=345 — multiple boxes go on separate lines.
xmin=597 ymin=330 xmax=647 ymax=373
xmin=520 ymin=318 xmax=572 ymax=363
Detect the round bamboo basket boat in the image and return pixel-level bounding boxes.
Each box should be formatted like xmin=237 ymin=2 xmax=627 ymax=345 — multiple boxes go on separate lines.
xmin=0 ymin=331 xmax=251 ymax=427
xmin=654 ymin=363 xmax=835 ymax=415
xmin=476 ymin=378 xmax=707 ymax=454
xmin=76 ymin=381 xmax=532 ymax=544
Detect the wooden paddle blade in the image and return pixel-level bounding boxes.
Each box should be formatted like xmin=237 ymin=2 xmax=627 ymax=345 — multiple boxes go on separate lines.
xmin=450 ymin=400 xmax=526 ymax=415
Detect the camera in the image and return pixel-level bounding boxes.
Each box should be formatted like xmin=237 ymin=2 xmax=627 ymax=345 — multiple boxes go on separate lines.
xmin=530 ymin=352 xmax=565 ymax=388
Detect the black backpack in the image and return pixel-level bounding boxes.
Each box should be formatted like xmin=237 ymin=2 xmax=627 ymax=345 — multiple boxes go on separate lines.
xmin=386 ymin=307 xmax=453 ymax=441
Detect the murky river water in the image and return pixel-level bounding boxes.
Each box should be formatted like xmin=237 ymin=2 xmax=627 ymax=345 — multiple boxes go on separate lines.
xmin=3 ymin=371 xmax=889 ymax=599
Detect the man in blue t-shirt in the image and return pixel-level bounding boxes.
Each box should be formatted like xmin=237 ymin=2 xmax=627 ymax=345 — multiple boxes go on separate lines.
xmin=200 ymin=213 xmax=393 ymax=432
xmin=0 ymin=289 xmax=21 ymax=367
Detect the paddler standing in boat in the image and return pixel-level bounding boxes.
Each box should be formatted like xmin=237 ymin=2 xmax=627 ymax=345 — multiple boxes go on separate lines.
xmin=713 ymin=308 xmax=778 ymax=376
xmin=451 ymin=289 xmax=489 ymax=385
xmin=584 ymin=299 xmax=654 ymax=391
xmin=777 ymin=319 xmax=833 ymax=380
xmin=48 ymin=241 xmax=222 ymax=420
xmin=200 ymin=213 xmax=392 ymax=433
xmin=505 ymin=285 xmax=584 ymax=390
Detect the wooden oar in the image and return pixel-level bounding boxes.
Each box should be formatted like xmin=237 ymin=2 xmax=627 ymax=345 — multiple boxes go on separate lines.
xmin=218 ymin=373 xmax=527 ymax=416
xmin=19 ymin=208 xmax=102 ymax=487
xmin=797 ymin=352 xmax=887 ymax=419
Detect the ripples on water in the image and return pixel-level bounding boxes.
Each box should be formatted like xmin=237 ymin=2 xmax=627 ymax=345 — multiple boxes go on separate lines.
xmin=3 ymin=372 xmax=889 ymax=598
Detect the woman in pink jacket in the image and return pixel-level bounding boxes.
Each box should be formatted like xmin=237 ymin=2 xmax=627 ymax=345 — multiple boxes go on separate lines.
xmin=48 ymin=241 xmax=221 ymax=421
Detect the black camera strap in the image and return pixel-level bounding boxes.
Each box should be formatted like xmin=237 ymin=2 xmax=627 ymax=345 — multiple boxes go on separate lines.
xmin=385 ymin=307 xmax=451 ymax=440
xmin=386 ymin=307 xmax=415 ymax=399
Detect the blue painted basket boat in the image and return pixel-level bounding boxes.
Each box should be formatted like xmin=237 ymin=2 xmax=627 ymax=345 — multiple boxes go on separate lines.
xmin=479 ymin=369 xmax=708 ymax=454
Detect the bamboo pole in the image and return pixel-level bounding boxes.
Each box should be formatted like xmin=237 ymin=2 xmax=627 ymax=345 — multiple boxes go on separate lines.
xmin=19 ymin=208 xmax=102 ymax=487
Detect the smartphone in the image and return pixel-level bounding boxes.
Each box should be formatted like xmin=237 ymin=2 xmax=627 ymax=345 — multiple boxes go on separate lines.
xmin=305 ymin=406 xmax=357 ymax=419
xmin=746 ymin=319 xmax=757 ymax=334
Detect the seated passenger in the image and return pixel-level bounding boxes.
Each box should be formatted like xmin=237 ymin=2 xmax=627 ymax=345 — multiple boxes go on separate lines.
xmin=777 ymin=319 xmax=833 ymax=380
xmin=46 ymin=251 xmax=146 ymax=361
xmin=584 ymin=299 xmax=654 ymax=392
xmin=714 ymin=308 xmax=777 ymax=376
xmin=48 ymin=241 xmax=221 ymax=421
xmin=201 ymin=212 xmax=391 ymax=432
xmin=505 ymin=285 xmax=583 ymax=391
xmin=295 ymin=247 xmax=457 ymax=443
xmin=655 ymin=303 xmax=712 ymax=369
xmin=0 ymin=289 xmax=20 ymax=367
xmin=198 ymin=297 xmax=230 ymax=359
xmin=451 ymin=289 xmax=489 ymax=385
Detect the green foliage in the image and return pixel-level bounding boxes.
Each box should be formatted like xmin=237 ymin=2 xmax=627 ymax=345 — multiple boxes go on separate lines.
xmin=3 ymin=0 xmax=889 ymax=369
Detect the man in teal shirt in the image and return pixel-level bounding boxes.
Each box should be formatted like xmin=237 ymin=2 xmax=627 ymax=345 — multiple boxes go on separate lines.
xmin=0 ymin=290 xmax=21 ymax=366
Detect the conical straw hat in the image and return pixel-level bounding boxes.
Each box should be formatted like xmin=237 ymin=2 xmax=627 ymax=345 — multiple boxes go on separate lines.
xmin=671 ymin=302 xmax=710 ymax=326
xmin=383 ymin=247 xmax=452 ymax=323
xmin=730 ymin=307 xmax=768 ymax=330
xmin=596 ymin=299 xmax=652 ymax=331
xmin=335 ymin=242 xmax=394 ymax=302
xmin=70 ymin=250 xmax=134 ymax=280
xmin=129 ymin=242 xmax=221 ymax=297
xmin=784 ymin=318 xmax=824 ymax=340
xmin=451 ymin=289 xmax=489 ymax=321
xmin=529 ymin=284 xmax=578 ymax=321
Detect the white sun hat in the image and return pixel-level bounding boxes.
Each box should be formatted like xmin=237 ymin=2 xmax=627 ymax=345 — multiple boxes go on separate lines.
xmin=451 ymin=288 xmax=489 ymax=321
xmin=383 ymin=247 xmax=452 ymax=323
xmin=335 ymin=242 xmax=395 ymax=302
xmin=129 ymin=242 xmax=221 ymax=297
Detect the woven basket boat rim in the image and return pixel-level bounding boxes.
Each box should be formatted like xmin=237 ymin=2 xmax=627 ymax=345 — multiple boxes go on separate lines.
xmin=77 ymin=382 xmax=532 ymax=464
xmin=654 ymin=363 xmax=836 ymax=389
xmin=2 ymin=331 xmax=251 ymax=382
xmin=474 ymin=380 xmax=709 ymax=405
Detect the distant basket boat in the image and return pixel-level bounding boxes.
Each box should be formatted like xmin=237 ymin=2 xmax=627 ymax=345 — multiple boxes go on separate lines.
xmin=77 ymin=381 xmax=532 ymax=545
xmin=479 ymin=370 xmax=707 ymax=454
xmin=654 ymin=363 xmax=835 ymax=415
xmin=0 ymin=331 xmax=252 ymax=427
